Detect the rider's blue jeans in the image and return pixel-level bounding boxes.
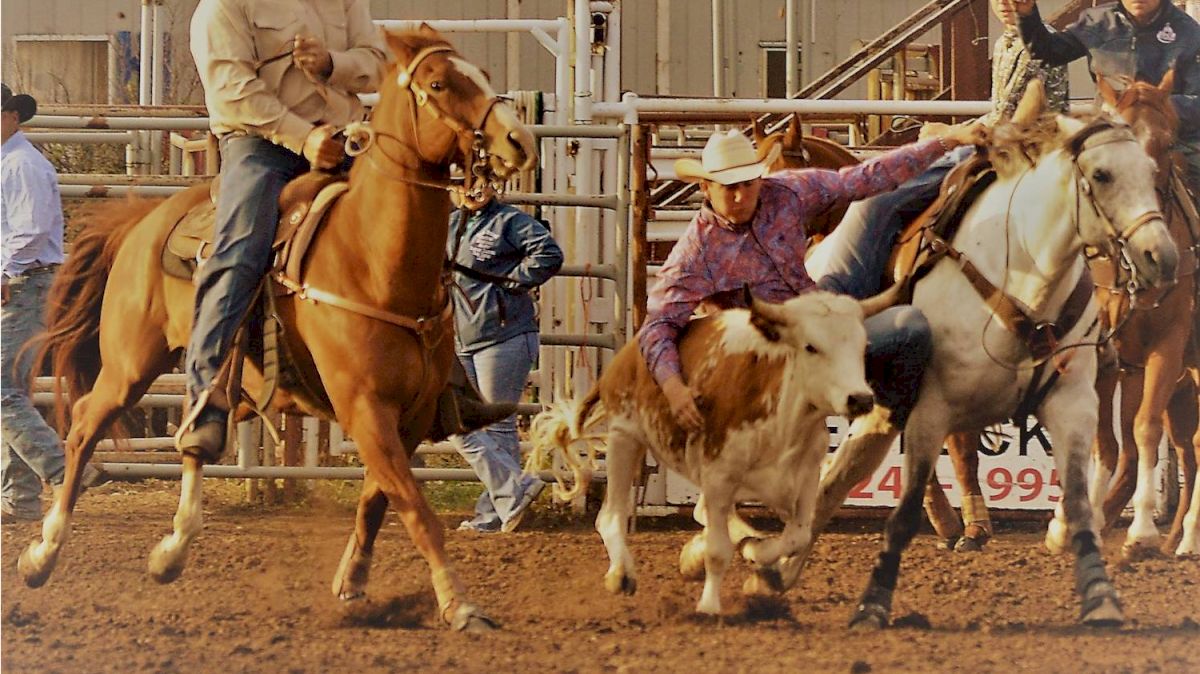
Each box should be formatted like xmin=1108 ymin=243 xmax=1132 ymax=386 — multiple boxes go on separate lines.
xmin=185 ymin=135 xmax=309 ymax=407
xmin=815 ymin=147 xmax=969 ymax=427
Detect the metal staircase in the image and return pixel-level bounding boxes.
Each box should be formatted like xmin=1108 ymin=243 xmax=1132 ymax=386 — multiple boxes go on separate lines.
xmin=651 ymin=0 xmax=982 ymax=208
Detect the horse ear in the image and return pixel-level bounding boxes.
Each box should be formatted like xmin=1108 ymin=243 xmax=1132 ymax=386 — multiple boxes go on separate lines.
xmin=752 ymin=118 xmax=766 ymax=144
xmin=418 ymin=22 xmax=440 ymax=37
xmin=385 ymin=31 xmax=414 ymax=60
xmin=784 ymin=115 xmax=802 ymax=147
xmin=1012 ymin=78 xmax=1045 ymax=125
xmin=1158 ymin=69 xmax=1176 ymax=95
xmin=1096 ymin=75 xmax=1120 ymax=108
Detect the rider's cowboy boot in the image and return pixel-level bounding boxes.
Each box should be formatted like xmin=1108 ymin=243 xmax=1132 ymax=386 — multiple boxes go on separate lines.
xmin=428 ymin=359 xmax=519 ymax=441
xmin=174 ymin=388 xmax=231 ymax=463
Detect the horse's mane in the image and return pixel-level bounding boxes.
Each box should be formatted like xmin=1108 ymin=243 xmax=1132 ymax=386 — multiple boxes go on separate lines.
xmin=987 ymin=112 xmax=1124 ymax=179
xmin=987 ymin=111 xmax=1062 ymax=178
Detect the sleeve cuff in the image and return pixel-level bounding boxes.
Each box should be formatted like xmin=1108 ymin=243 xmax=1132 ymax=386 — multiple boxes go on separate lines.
xmin=326 ymin=50 xmax=372 ymax=93
xmin=273 ymin=113 xmax=316 ymax=156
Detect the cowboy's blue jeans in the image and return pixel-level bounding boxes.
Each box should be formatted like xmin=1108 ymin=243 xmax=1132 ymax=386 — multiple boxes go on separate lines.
xmin=816 ymin=148 xmax=969 ymax=427
xmin=2 ymin=272 xmax=66 ymax=512
xmin=453 ymin=332 xmax=543 ymax=529
xmin=185 ymin=136 xmax=308 ymax=406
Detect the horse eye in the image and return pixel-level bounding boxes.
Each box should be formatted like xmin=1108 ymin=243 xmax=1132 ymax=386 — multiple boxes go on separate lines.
xmin=805 ymin=344 xmax=818 ymax=354
xmin=429 ymin=81 xmax=444 ymax=91
xmin=1092 ymin=168 xmax=1112 ymax=184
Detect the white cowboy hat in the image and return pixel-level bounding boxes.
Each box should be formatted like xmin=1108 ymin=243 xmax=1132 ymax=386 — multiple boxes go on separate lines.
xmin=674 ymin=130 xmax=781 ymax=185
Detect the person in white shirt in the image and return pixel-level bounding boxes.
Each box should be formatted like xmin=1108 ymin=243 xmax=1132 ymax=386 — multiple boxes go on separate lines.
xmin=1 ymin=83 xmax=100 ymax=520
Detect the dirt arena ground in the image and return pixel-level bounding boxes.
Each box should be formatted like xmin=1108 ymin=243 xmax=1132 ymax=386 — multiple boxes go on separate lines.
xmin=3 ymin=480 xmax=1199 ymax=673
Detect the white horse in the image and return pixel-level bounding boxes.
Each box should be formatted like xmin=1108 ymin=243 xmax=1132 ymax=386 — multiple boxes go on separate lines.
xmin=806 ymin=84 xmax=1179 ymax=629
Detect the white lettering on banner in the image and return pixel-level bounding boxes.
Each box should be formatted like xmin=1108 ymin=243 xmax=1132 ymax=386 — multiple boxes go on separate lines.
xmin=662 ymin=417 xmax=1170 ymax=510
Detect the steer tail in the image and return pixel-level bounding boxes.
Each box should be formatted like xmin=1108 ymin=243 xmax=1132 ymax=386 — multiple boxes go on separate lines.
xmin=527 ymin=387 xmax=606 ymax=502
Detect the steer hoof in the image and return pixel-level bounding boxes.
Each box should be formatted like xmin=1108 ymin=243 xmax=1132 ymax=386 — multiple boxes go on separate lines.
xmin=848 ymin=602 xmax=889 ymax=631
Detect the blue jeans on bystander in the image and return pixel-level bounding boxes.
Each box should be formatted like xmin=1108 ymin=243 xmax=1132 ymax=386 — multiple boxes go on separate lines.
xmin=2 ymin=272 xmax=66 ymax=515
xmin=453 ymin=332 xmax=544 ymax=531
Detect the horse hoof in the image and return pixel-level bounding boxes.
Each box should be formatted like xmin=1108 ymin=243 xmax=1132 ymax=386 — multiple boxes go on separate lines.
xmin=149 ymin=560 xmax=185 ymax=585
xmin=17 ymin=544 xmax=53 ymax=589
xmin=743 ymin=566 xmax=785 ymax=595
xmin=337 ymin=590 xmax=367 ymax=602
xmin=1121 ymin=542 xmax=1163 ymax=563
xmin=848 ymin=603 xmax=889 ymax=631
xmin=955 ymin=536 xmax=986 ymax=553
xmin=1081 ymin=596 xmax=1124 ymax=628
xmin=605 ymin=572 xmax=637 ymax=596
xmin=148 ymin=548 xmax=187 ymax=584
xmin=934 ymin=536 xmax=959 ymax=552
xmin=446 ymin=603 xmax=498 ymax=632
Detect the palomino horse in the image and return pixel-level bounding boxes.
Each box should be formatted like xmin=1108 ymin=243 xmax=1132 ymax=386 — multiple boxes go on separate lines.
xmin=17 ymin=27 xmax=536 ymax=631
xmin=806 ymin=83 xmax=1178 ymax=628
xmin=1075 ymin=73 xmax=1200 ymax=559
xmin=757 ymin=116 xmax=991 ymax=551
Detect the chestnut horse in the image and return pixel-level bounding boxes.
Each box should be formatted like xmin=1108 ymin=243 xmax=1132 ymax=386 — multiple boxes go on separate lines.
xmin=1082 ymin=73 xmax=1200 ymax=558
xmin=756 ymin=116 xmax=991 ymax=551
xmin=16 ymin=27 xmax=536 ymax=630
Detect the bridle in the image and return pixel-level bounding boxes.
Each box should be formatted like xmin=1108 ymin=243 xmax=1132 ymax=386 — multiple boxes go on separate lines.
xmin=342 ymin=43 xmax=507 ymax=200
xmin=1069 ymin=120 xmax=1165 ymax=295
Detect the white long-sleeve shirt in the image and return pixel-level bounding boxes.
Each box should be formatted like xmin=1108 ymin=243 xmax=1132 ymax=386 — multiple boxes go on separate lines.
xmin=1 ymin=131 xmax=65 ymax=279
xmin=190 ymin=0 xmax=387 ymax=155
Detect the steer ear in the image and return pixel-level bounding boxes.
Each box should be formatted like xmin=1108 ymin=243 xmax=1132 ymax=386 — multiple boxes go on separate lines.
xmin=745 ymin=284 xmax=784 ymax=342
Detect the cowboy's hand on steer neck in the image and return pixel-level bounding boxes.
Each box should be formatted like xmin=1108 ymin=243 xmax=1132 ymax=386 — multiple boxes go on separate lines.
xmin=663 ymin=375 xmax=704 ymax=433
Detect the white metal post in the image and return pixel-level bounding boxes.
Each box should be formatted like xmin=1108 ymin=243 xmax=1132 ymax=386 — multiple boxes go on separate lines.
xmin=786 ymin=0 xmax=800 ymax=97
xmin=711 ymin=0 xmax=725 ymax=97
xmin=150 ymin=0 xmax=165 ymax=175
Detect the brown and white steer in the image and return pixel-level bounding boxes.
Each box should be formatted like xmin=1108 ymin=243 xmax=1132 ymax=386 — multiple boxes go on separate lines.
xmin=531 ymin=290 xmax=874 ymax=615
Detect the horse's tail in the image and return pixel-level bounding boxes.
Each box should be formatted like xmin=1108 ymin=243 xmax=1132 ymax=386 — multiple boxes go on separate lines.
xmin=31 ymin=197 xmax=161 ymax=429
xmin=527 ymin=386 xmax=607 ymax=502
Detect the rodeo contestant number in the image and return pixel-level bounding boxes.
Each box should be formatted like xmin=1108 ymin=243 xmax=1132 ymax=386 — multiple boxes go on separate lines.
xmin=848 ymin=466 xmax=1062 ymax=503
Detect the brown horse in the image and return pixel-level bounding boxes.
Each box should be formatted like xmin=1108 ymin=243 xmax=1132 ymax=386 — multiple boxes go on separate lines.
xmin=755 ymin=116 xmax=989 ymax=551
xmin=16 ymin=26 xmax=537 ymax=630
xmin=1085 ymin=72 xmax=1200 ymax=558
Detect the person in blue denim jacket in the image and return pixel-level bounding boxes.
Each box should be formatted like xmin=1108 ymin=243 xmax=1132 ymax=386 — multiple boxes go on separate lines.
xmin=448 ymin=187 xmax=563 ymax=532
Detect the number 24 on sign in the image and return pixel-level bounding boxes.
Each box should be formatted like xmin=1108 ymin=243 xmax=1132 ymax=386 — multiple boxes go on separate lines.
xmin=849 ymin=467 xmax=1062 ymax=503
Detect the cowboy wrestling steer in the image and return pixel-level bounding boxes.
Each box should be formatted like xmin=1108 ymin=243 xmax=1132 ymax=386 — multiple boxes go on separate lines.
xmin=532 ymin=289 xmax=874 ymax=615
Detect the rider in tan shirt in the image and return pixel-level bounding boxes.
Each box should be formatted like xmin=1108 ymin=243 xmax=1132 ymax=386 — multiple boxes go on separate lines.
xmin=191 ymin=0 xmax=385 ymax=155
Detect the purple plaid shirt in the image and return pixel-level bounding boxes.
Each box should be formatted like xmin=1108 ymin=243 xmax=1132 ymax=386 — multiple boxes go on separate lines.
xmin=638 ymin=138 xmax=948 ymax=386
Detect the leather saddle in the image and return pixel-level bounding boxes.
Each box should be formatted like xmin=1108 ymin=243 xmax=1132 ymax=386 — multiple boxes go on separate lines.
xmin=161 ymin=171 xmax=349 ymax=281
xmin=886 ymin=153 xmax=997 ymax=295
